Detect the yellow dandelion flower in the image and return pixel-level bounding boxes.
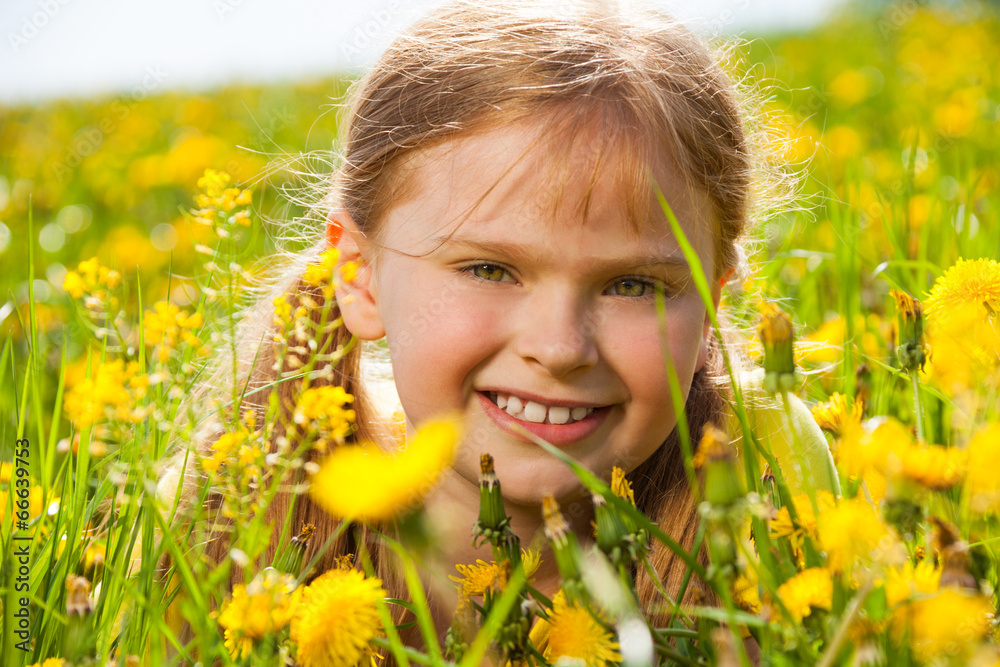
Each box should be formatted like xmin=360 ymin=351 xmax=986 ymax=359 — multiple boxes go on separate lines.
xmin=218 ymin=569 xmax=300 ymax=660
xmin=291 ymin=568 xmax=386 ymax=667
xmin=828 ymin=68 xmax=870 ymax=107
xmin=450 ymin=549 xmax=541 ymax=612
xmin=775 ymin=568 xmax=833 ymax=622
xmin=310 ymin=418 xmax=460 ymax=522
xmin=732 ymin=566 xmax=761 ymax=614
xmin=610 ymin=466 xmax=634 ymax=505
xmin=0 ymin=484 xmax=49 ymax=530
xmin=924 ymin=257 xmax=1000 ymax=317
xmin=894 ymin=588 xmax=993 ymax=662
xmin=817 ymin=497 xmax=892 ymax=573
xmin=900 ymin=443 xmax=967 ymax=490
xmin=545 ymin=591 xmax=621 ymax=667
xmin=925 ymin=300 xmax=1000 ymax=394
xmin=965 ymin=423 xmax=1000 ymax=515
xmin=841 ymin=417 xmax=911 ymax=481
xmin=28 ymin=659 xmax=66 ymax=667
xmin=884 ymin=560 xmax=941 ymax=608
xmin=811 ymin=393 xmax=863 ymax=439
xmin=769 ymin=490 xmax=836 ymax=560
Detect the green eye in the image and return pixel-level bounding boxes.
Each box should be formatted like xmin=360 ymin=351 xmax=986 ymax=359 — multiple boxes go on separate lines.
xmin=612 ymin=279 xmax=649 ymax=297
xmin=471 ymin=264 xmax=508 ymax=282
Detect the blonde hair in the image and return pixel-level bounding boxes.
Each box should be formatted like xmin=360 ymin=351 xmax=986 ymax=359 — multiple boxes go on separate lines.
xmin=163 ymin=0 xmax=783 ymax=636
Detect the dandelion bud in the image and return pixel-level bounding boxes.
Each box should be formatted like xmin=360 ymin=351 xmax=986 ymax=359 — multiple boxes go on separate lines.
xmin=64 ymin=574 xmax=96 ymax=661
xmin=473 ymin=453 xmax=511 ymax=542
xmin=542 ymin=496 xmax=584 ymax=600
xmin=760 ymin=463 xmax=777 ymax=504
xmin=472 ymin=454 xmax=520 ymax=565
xmin=890 ymin=289 xmax=928 ymax=372
xmin=757 ymin=301 xmax=798 ymax=394
xmin=593 ymin=492 xmax=631 ymax=565
xmin=291 ymin=523 xmax=316 ymax=548
xmin=694 ymin=424 xmax=743 ymax=508
xmin=603 ymin=467 xmax=649 ymax=562
xmin=66 ymin=574 xmax=93 ymax=616
xmin=932 ymin=518 xmax=978 ymax=590
xmin=276 ymin=523 xmax=317 ymax=577
xmin=611 ymin=466 xmax=635 ymax=504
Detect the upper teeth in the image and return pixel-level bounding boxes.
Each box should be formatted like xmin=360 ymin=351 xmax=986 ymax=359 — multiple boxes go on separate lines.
xmin=492 ymin=392 xmax=595 ymax=424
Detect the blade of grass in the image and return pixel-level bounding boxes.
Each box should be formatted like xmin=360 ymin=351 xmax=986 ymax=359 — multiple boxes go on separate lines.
xmin=458 ymin=566 xmax=527 ymax=667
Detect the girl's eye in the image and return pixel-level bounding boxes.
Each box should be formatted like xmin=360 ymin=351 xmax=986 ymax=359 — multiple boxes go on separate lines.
xmin=609 ymin=278 xmax=654 ymax=298
xmin=467 ymin=264 xmax=512 ymax=282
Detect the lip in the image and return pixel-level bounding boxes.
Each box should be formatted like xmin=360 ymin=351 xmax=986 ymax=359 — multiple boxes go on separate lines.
xmin=476 ymin=391 xmax=611 ymax=446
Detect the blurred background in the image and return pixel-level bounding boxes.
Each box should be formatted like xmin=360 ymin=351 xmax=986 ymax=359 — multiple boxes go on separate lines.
xmin=1 ymin=0 xmax=845 ymax=103
xmin=1 ymin=0 xmax=998 ymax=374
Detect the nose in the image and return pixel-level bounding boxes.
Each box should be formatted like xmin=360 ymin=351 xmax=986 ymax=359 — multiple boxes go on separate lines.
xmin=514 ymin=288 xmax=599 ymax=378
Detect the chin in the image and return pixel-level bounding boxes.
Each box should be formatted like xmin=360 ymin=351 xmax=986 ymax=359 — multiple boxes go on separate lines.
xmin=494 ymin=471 xmax=593 ymax=509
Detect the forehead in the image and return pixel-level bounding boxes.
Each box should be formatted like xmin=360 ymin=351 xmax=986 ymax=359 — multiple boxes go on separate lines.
xmin=379 ymin=114 xmax=713 ymax=256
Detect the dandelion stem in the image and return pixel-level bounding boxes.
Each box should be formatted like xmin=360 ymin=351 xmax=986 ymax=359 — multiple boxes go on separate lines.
xmin=816 ymin=578 xmax=873 ymax=667
xmin=640 ymin=553 xmax=694 ymax=628
xmin=911 ymin=371 xmax=926 ymax=442
xmin=398 ymin=549 xmax=445 ymax=665
xmin=372 ymin=616 xmax=415 ymax=667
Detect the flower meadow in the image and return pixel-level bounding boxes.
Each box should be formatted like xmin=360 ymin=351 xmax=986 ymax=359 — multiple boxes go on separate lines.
xmin=2 ymin=3 xmax=1000 ymax=666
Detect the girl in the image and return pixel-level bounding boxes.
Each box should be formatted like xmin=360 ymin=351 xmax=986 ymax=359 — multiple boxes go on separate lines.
xmin=160 ymin=0 xmax=836 ymax=653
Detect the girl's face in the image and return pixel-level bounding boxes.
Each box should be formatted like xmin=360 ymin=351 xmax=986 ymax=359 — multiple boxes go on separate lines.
xmin=339 ymin=119 xmax=719 ymax=506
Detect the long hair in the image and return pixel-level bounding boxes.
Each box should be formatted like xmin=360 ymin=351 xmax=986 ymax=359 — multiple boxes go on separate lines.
xmin=160 ymin=0 xmax=780 ymax=635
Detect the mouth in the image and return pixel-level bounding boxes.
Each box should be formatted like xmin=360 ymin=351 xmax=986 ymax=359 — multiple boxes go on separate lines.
xmin=476 ymin=390 xmax=612 ymax=446
xmin=485 ymin=390 xmax=598 ymax=424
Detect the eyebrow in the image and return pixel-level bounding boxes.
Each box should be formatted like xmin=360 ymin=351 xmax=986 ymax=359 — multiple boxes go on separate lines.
xmin=429 ymin=237 xmax=694 ymax=272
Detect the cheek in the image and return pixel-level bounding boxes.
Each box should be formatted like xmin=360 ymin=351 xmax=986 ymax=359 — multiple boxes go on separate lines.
xmin=603 ymin=301 xmax=706 ymax=403
xmin=382 ymin=285 xmax=506 ymax=412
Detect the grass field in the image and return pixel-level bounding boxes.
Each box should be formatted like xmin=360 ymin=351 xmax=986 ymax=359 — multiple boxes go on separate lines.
xmin=1 ymin=2 xmax=999 ymax=665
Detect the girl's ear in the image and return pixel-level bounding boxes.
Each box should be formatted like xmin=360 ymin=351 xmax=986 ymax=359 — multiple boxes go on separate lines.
xmin=695 ymin=280 xmax=723 ymax=373
xmin=328 ymin=208 xmax=386 ymax=341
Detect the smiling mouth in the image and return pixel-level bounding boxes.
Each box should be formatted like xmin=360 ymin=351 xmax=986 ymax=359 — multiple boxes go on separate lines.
xmin=484 ymin=391 xmax=602 ymax=425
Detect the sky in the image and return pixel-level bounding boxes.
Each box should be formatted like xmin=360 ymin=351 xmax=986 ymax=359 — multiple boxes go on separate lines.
xmin=0 ymin=0 xmax=845 ymax=104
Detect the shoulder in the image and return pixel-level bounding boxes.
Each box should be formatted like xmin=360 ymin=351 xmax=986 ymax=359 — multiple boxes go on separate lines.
xmin=725 ymin=368 xmax=840 ymax=496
